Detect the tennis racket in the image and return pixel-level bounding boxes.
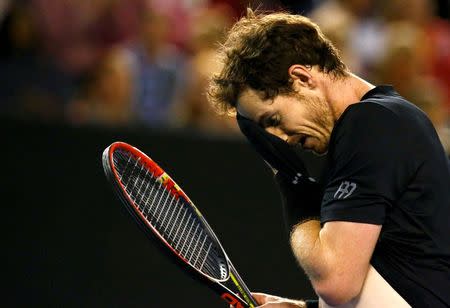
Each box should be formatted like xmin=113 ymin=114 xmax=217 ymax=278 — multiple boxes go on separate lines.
xmin=102 ymin=141 xmax=258 ymax=308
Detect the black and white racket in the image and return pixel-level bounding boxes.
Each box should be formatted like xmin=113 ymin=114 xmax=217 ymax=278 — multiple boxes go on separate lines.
xmin=102 ymin=142 xmax=258 ymax=308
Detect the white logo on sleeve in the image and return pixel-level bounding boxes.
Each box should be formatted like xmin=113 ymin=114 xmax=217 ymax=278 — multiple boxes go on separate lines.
xmin=334 ymin=181 xmax=357 ymax=199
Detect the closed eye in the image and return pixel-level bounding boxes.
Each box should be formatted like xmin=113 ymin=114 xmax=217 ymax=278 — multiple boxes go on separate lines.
xmin=262 ymin=113 xmax=281 ymax=128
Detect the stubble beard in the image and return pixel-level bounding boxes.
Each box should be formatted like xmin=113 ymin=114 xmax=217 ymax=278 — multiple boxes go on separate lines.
xmin=297 ymin=92 xmax=334 ymax=155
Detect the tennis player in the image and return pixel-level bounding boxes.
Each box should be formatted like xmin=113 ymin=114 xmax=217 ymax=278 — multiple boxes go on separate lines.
xmin=207 ymin=9 xmax=450 ymax=308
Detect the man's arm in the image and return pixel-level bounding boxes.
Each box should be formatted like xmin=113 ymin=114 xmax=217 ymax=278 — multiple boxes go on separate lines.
xmin=235 ymin=111 xmax=384 ymax=306
xmin=290 ymin=220 xmax=381 ymax=306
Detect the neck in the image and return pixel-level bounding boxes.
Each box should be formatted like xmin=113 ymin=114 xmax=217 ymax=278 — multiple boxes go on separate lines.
xmin=325 ymin=72 xmax=375 ymax=120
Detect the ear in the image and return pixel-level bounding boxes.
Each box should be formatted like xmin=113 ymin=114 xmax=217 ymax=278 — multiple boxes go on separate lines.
xmin=288 ymin=64 xmax=315 ymax=90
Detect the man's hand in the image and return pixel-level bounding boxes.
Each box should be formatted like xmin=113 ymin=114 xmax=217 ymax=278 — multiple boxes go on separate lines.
xmin=251 ymin=292 xmax=306 ymax=307
xmin=236 ymin=113 xmax=317 ymax=184
xmin=236 ymin=113 xmax=323 ymax=232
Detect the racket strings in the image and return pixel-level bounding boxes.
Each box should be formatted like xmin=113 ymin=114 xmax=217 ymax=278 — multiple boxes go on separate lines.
xmin=113 ymin=149 xmax=228 ymax=280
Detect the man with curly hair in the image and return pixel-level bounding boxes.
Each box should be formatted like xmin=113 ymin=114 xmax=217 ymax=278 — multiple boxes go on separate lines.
xmin=207 ymin=9 xmax=450 ymax=308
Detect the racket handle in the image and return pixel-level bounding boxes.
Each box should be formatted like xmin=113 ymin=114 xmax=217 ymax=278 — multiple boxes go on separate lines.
xmin=229 ymin=266 xmax=259 ymax=307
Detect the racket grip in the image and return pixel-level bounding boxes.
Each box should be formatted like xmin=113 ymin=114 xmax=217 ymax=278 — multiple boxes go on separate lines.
xmin=229 ymin=266 xmax=259 ymax=307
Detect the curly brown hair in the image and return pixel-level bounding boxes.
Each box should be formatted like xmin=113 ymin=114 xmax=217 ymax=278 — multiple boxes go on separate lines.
xmin=207 ymin=9 xmax=348 ymax=113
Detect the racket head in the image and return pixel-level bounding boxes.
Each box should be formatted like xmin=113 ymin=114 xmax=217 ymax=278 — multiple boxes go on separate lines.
xmin=102 ymin=141 xmax=231 ymax=282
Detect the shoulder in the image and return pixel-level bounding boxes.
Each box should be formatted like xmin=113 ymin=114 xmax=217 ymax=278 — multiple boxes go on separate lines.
xmin=330 ymin=102 xmax=406 ymax=156
xmin=338 ymin=101 xmax=399 ymax=129
xmin=336 ymin=84 xmax=427 ymax=133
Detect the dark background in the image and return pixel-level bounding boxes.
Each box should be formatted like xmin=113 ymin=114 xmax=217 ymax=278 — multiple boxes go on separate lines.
xmin=2 ymin=0 xmax=449 ymax=306
xmin=4 ymin=119 xmax=316 ymax=307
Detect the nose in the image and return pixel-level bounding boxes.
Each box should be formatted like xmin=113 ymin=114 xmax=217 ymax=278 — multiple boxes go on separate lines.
xmin=266 ymin=126 xmax=288 ymax=143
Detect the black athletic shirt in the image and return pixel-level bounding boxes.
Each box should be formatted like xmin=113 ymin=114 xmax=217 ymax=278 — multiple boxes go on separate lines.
xmin=320 ymin=86 xmax=450 ymax=307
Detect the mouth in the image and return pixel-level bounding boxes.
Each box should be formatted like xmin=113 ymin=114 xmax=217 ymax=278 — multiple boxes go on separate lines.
xmin=291 ymin=135 xmax=328 ymax=156
xmin=288 ymin=134 xmax=308 ymax=149
xmin=299 ymin=135 xmax=308 ymax=148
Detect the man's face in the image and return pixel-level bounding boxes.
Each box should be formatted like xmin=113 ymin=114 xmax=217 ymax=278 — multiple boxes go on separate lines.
xmin=236 ymin=87 xmax=335 ymax=155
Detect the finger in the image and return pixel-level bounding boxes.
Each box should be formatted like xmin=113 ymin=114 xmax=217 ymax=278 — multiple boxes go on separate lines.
xmin=251 ymin=292 xmax=282 ymax=304
xmin=251 ymin=292 xmax=270 ymax=305
xmin=259 ymin=301 xmax=305 ymax=308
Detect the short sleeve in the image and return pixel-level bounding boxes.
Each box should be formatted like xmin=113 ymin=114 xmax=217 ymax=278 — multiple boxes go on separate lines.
xmin=321 ymin=103 xmax=410 ymax=225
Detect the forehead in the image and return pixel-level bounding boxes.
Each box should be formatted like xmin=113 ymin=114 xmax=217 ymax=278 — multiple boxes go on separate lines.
xmin=236 ymin=88 xmax=271 ymax=121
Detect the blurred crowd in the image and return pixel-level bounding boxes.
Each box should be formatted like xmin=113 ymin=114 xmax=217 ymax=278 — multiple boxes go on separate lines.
xmin=0 ymin=0 xmax=449 ymax=149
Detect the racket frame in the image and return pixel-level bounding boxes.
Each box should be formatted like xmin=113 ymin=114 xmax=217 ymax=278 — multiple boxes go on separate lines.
xmin=102 ymin=142 xmax=257 ymax=308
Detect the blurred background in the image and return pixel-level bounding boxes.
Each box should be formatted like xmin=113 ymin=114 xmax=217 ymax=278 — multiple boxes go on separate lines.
xmin=3 ymin=0 xmax=449 ymax=307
